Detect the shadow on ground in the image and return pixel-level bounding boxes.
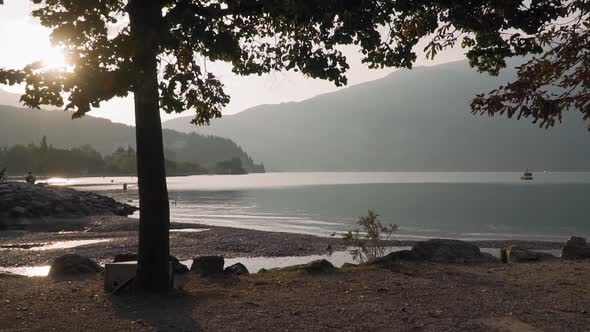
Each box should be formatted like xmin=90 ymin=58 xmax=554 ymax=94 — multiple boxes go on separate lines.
xmin=109 ymin=289 xmax=208 ymax=332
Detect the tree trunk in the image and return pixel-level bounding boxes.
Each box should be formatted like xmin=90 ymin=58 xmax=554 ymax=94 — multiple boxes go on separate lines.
xmin=128 ymin=0 xmax=171 ymax=292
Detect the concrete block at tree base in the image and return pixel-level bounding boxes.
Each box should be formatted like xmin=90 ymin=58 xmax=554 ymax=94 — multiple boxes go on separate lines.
xmin=104 ymin=261 xmax=137 ymax=292
xmin=112 ymin=253 xmax=189 ymax=274
xmin=104 ymin=261 xmax=174 ymax=292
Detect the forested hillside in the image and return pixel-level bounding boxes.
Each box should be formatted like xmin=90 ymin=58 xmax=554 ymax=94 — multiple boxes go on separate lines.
xmin=0 ymin=104 xmax=264 ymax=173
xmin=0 ymin=138 xmax=254 ymax=177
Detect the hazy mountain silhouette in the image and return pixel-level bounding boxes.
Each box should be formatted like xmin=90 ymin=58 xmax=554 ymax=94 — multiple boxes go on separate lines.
xmin=0 ymin=90 xmax=26 ymax=109
xmin=163 ymin=60 xmax=590 ymax=171
xmin=0 ymin=104 xmax=263 ymax=171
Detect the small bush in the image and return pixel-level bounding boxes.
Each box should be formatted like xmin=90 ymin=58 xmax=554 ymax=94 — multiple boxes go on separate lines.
xmin=343 ymin=210 xmax=398 ymax=263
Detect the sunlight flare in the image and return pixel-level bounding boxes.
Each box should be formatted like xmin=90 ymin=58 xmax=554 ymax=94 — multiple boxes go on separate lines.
xmin=40 ymin=46 xmax=67 ymax=69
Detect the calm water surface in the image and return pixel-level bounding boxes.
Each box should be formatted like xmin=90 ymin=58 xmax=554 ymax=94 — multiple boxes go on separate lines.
xmin=50 ymin=172 xmax=590 ymax=241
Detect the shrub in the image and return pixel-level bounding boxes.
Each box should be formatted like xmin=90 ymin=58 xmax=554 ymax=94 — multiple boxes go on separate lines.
xmin=343 ymin=210 xmax=398 ymax=263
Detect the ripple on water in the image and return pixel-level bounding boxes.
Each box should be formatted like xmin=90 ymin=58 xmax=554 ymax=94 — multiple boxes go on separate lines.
xmin=169 ymin=228 xmax=210 ymax=233
xmin=29 ymin=239 xmax=112 ymax=251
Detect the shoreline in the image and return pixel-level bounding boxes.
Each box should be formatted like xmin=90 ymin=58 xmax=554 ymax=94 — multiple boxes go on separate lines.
xmin=1 ymin=216 xmax=589 ymax=331
xmin=0 ymin=215 xmax=566 ymax=269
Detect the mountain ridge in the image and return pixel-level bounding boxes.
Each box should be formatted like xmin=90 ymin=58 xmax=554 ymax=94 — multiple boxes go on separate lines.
xmin=163 ymin=60 xmax=590 ymax=171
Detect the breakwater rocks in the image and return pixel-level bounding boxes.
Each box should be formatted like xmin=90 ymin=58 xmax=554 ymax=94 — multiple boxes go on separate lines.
xmin=0 ymin=182 xmax=137 ymax=229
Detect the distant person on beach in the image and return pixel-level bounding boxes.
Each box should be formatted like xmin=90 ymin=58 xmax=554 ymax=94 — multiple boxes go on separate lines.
xmin=0 ymin=168 xmax=6 ymax=183
xmin=25 ymin=171 xmax=36 ymax=184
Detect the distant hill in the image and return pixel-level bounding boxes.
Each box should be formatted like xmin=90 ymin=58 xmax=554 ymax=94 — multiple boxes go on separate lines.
xmin=0 ymin=90 xmax=25 ymax=109
xmin=164 ymin=60 xmax=590 ymax=171
xmin=0 ymin=104 xmax=263 ymax=172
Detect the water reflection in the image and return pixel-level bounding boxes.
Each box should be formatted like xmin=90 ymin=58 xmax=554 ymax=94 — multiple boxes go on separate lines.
xmin=182 ymin=247 xmax=413 ymax=273
xmin=69 ymin=173 xmax=590 ymax=241
xmin=1 ymin=266 xmax=50 ymax=277
xmin=1 ymin=239 xmax=112 ymax=251
xmin=170 ymin=228 xmax=210 ymax=233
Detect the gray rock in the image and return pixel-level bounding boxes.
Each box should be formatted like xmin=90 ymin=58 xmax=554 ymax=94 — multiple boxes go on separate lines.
xmin=224 ymin=263 xmax=249 ymax=276
xmin=411 ymin=239 xmax=497 ymax=263
xmin=561 ymin=236 xmax=590 ymax=260
xmin=275 ymin=259 xmax=338 ymax=274
xmin=372 ymin=250 xmax=420 ymax=265
xmin=113 ymin=253 xmax=138 ymax=263
xmin=191 ymin=256 xmax=225 ymax=276
xmin=48 ymin=254 xmax=103 ymax=278
xmin=505 ymin=245 xmax=556 ymax=263
xmin=304 ymin=259 xmax=337 ymax=274
xmin=169 ymin=256 xmax=189 ymax=274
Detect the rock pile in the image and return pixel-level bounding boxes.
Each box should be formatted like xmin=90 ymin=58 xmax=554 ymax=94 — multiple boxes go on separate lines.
xmin=0 ymin=182 xmax=137 ymax=226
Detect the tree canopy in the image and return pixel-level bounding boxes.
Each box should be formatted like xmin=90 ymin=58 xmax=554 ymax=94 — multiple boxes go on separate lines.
xmin=471 ymin=1 xmax=590 ymax=129
xmin=0 ymin=0 xmax=578 ymax=125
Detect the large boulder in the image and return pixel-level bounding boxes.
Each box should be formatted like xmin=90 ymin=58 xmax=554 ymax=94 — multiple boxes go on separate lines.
xmin=505 ymin=245 xmax=556 ymax=263
xmin=561 ymin=236 xmax=590 ymax=260
xmin=302 ymin=259 xmax=338 ymax=274
xmin=113 ymin=253 xmax=189 ymax=274
xmin=411 ymin=239 xmax=497 ymax=263
xmin=169 ymin=256 xmax=189 ymax=274
xmin=224 ymin=263 xmax=249 ymax=276
xmin=48 ymin=254 xmax=103 ymax=278
xmin=191 ymin=256 xmax=225 ymax=276
xmin=372 ymin=250 xmax=420 ymax=265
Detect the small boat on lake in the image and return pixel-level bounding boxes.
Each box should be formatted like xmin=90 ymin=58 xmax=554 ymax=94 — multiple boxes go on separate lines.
xmin=521 ymin=169 xmax=533 ymax=180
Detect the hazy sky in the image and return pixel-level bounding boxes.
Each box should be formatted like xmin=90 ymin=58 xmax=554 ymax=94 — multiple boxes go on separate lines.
xmin=0 ymin=2 xmax=466 ymax=126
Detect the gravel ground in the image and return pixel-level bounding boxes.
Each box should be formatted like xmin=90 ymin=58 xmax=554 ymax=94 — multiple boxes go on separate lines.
xmin=0 ymin=260 xmax=589 ymax=331
xmin=0 ymin=216 xmax=346 ymax=267
xmin=0 ymin=216 xmax=564 ymax=268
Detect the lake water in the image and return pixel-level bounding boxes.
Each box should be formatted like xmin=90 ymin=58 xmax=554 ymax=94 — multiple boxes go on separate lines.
xmin=49 ymin=172 xmax=590 ymax=242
